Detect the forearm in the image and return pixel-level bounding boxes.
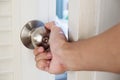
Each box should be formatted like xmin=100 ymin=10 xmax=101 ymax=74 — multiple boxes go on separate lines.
xmin=65 ymin=24 xmax=120 ymax=73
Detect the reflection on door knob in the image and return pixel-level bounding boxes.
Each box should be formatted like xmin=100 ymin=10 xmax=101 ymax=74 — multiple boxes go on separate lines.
xmin=20 ymin=20 xmax=50 ymax=50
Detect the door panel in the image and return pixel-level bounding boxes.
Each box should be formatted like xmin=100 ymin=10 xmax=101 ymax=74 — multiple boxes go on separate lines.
xmin=97 ymin=0 xmax=120 ymax=33
xmin=0 ymin=0 xmax=14 ymax=80
xmin=0 ymin=17 xmax=12 ymax=31
xmin=94 ymin=72 xmax=120 ymax=80
xmin=0 ymin=0 xmax=56 ymax=80
xmin=68 ymin=0 xmax=120 ymax=80
xmin=95 ymin=0 xmax=120 ymax=80
xmin=68 ymin=0 xmax=96 ymax=80
xmin=20 ymin=0 xmax=55 ymax=80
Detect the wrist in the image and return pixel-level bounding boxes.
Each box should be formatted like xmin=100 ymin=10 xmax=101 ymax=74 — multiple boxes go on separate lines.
xmin=59 ymin=41 xmax=86 ymax=71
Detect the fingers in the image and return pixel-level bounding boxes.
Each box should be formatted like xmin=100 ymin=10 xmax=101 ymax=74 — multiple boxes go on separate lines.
xmin=35 ymin=53 xmax=52 ymax=62
xmin=36 ymin=59 xmax=50 ymax=71
xmin=34 ymin=47 xmax=44 ymax=56
xmin=34 ymin=47 xmax=52 ymax=71
xmin=35 ymin=53 xmax=51 ymax=71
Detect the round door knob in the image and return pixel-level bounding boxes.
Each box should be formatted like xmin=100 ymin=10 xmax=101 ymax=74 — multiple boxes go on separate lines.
xmin=20 ymin=20 xmax=50 ymax=50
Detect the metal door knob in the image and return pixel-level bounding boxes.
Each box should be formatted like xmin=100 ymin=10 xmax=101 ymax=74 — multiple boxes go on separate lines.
xmin=20 ymin=20 xmax=50 ymax=50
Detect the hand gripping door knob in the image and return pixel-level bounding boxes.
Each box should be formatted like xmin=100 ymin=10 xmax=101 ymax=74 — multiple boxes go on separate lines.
xmin=20 ymin=20 xmax=50 ymax=50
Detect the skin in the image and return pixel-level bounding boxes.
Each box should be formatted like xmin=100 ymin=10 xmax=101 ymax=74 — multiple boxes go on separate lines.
xmin=34 ymin=22 xmax=120 ymax=74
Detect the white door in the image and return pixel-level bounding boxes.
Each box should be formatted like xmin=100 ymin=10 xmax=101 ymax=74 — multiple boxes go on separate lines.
xmin=20 ymin=0 xmax=56 ymax=80
xmin=0 ymin=0 xmax=56 ymax=80
xmin=68 ymin=0 xmax=120 ymax=80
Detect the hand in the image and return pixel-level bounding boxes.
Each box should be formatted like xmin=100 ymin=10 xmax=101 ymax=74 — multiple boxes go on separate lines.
xmin=34 ymin=23 xmax=120 ymax=74
xmin=34 ymin=22 xmax=68 ymax=74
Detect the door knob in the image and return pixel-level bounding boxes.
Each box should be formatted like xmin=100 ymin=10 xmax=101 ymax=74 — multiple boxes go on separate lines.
xmin=20 ymin=20 xmax=50 ymax=50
